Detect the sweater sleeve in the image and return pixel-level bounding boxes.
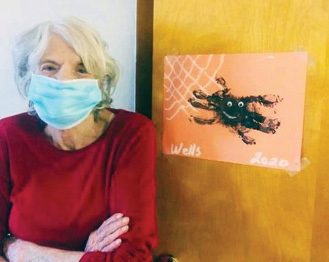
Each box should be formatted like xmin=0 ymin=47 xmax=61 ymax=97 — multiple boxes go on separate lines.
xmin=0 ymin=121 xmax=11 ymax=256
xmin=79 ymin=117 xmax=158 ymax=262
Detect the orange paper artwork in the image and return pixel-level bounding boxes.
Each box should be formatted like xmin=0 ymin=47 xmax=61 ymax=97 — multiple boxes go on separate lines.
xmin=162 ymin=52 xmax=308 ymax=171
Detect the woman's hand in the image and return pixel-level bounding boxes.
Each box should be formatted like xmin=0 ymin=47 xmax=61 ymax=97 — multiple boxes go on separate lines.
xmin=85 ymin=213 xmax=130 ymax=252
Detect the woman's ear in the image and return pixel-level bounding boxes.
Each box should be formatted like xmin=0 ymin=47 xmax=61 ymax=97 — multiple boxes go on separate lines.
xmin=19 ymin=66 xmax=28 ymax=77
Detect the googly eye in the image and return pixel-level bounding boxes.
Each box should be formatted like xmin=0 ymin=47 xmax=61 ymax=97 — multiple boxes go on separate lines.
xmin=227 ymin=101 xmax=233 ymax=107
xmin=238 ymin=101 xmax=244 ymax=107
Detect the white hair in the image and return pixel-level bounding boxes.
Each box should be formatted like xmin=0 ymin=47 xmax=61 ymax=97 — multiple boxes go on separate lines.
xmin=12 ymin=17 xmax=120 ymax=111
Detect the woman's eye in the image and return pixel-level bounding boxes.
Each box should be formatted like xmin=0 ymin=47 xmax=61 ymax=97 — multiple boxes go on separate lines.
xmin=227 ymin=101 xmax=233 ymax=107
xmin=238 ymin=101 xmax=244 ymax=107
xmin=77 ymin=67 xmax=88 ymax=74
xmin=41 ymin=65 xmax=56 ymax=71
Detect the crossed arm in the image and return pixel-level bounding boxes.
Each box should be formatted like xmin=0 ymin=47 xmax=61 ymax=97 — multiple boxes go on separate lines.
xmin=2 ymin=213 xmax=129 ymax=262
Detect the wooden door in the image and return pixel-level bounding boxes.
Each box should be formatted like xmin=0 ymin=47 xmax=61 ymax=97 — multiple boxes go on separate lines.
xmin=152 ymin=1 xmax=329 ymax=261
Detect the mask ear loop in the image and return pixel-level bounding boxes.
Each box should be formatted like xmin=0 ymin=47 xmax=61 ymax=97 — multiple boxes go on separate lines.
xmin=104 ymin=74 xmax=116 ymax=105
xmin=93 ymin=74 xmax=113 ymax=122
xmin=92 ymin=102 xmax=103 ymax=122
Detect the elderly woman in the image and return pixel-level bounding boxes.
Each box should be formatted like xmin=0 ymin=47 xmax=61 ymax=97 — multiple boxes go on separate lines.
xmin=0 ymin=17 xmax=157 ymax=262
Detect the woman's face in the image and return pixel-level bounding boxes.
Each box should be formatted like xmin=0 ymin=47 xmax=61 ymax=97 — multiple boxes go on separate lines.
xmin=37 ymin=33 xmax=94 ymax=80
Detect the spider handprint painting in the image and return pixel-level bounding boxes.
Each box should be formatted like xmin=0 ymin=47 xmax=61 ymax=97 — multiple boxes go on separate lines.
xmin=163 ymin=53 xmax=308 ymax=171
xmin=188 ymin=77 xmax=282 ymax=145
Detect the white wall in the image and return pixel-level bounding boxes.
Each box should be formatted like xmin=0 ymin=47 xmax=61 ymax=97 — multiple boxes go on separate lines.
xmin=0 ymin=0 xmax=136 ymax=118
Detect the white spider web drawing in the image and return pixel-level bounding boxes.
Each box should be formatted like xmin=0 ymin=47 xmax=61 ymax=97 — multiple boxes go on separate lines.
xmin=163 ymin=54 xmax=225 ymax=121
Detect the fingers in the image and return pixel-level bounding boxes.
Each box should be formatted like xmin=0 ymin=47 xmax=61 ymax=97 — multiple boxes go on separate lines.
xmin=101 ymin=239 xmax=122 ymax=252
xmin=96 ymin=216 xmax=130 ymax=242
xmin=102 ymin=213 xmax=124 ymax=226
xmin=96 ymin=219 xmax=129 ymax=251
xmin=97 ymin=213 xmax=123 ymax=232
xmin=98 ymin=224 xmax=129 ymax=251
xmin=102 ymin=213 xmax=129 ymax=229
xmin=85 ymin=213 xmax=130 ymax=252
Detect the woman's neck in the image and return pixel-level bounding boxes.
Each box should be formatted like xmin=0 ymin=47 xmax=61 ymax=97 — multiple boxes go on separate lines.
xmin=44 ymin=110 xmax=114 ymax=151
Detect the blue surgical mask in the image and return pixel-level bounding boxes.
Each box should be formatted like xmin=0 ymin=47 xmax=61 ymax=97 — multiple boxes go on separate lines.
xmin=28 ymin=74 xmax=102 ymax=129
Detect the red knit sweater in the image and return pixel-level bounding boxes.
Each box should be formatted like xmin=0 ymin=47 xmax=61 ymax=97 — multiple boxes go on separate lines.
xmin=0 ymin=109 xmax=157 ymax=261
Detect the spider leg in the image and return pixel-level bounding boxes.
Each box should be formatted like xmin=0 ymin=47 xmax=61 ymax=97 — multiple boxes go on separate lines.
xmin=243 ymin=95 xmax=282 ymax=107
xmin=190 ymin=115 xmax=217 ymax=125
xmin=215 ymin=77 xmax=231 ymax=95
xmin=242 ymin=112 xmax=266 ymax=129
xmin=237 ymin=127 xmax=256 ymax=145
xmin=243 ymin=115 xmax=280 ymax=134
xmin=215 ymin=77 xmax=227 ymax=88
xmin=211 ymin=88 xmax=229 ymax=97
xmin=258 ymin=118 xmax=280 ymax=134
xmin=188 ymin=98 xmax=216 ymax=111
xmin=192 ymin=89 xmax=209 ymax=99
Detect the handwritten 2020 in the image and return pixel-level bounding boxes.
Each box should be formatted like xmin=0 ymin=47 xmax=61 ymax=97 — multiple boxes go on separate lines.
xmin=250 ymin=152 xmax=289 ymax=168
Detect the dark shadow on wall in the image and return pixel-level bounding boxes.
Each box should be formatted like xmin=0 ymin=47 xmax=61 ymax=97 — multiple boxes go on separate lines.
xmin=136 ymin=0 xmax=154 ymax=119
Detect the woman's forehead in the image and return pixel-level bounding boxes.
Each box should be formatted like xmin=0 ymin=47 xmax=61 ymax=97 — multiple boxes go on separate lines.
xmin=39 ymin=33 xmax=82 ymax=65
